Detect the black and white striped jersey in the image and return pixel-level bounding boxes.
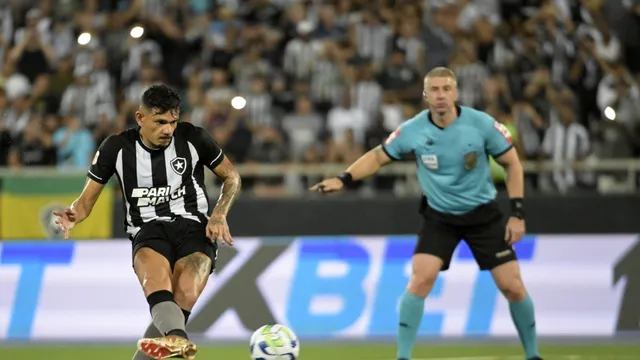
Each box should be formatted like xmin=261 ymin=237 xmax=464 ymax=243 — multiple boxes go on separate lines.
xmin=87 ymin=122 xmax=224 ymax=239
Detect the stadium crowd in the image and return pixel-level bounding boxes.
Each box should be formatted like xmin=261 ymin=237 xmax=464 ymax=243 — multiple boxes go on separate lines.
xmin=0 ymin=0 xmax=638 ymax=195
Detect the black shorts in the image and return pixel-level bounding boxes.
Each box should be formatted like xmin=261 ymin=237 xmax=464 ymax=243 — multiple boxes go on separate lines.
xmin=131 ymin=217 xmax=217 ymax=273
xmin=416 ymin=199 xmax=517 ymax=271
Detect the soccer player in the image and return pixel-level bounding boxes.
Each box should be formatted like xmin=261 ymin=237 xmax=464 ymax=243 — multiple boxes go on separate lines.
xmin=311 ymin=67 xmax=542 ymax=360
xmin=52 ymin=85 xmax=241 ymax=360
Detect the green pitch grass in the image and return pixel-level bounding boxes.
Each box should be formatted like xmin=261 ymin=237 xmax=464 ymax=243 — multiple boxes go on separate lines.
xmin=3 ymin=344 xmax=640 ymax=359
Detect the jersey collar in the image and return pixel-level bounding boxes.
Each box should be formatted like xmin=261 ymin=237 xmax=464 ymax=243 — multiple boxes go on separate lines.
xmin=428 ymin=105 xmax=462 ymax=130
xmin=137 ymin=127 xmax=172 ymax=152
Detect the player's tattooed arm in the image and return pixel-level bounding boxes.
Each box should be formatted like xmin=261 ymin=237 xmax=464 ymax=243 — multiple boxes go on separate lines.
xmin=211 ymin=156 xmax=242 ymax=217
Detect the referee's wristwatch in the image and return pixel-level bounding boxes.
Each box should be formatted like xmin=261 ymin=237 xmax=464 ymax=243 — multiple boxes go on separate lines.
xmin=510 ymin=198 xmax=525 ymax=220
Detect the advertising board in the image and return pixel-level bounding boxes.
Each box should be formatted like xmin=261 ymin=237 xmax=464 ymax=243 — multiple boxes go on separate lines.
xmin=0 ymin=235 xmax=637 ymax=341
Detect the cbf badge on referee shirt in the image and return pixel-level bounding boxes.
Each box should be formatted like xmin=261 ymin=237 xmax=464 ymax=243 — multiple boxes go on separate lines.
xmin=421 ymin=154 xmax=438 ymax=169
xmin=464 ymin=151 xmax=477 ymax=170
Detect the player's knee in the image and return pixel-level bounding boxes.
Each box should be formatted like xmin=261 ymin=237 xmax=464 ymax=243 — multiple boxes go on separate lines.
xmin=141 ymin=273 xmax=173 ymax=295
xmin=172 ymin=253 xmax=211 ymax=310
xmin=407 ymin=271 xmax=439 ymax=297
xmin=497 ymin=277 xmax=527 ymax=302
xmin=134 ymin=248 xmax=173 ymax=294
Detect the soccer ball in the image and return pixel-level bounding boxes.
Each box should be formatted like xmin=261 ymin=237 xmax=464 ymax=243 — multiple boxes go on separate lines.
xmin=249 ymin=324 xmax=300 ymax=360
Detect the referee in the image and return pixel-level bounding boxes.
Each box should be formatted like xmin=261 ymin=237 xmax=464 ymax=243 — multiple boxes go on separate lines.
xmin=312 ymin=67 xmax=542 ymax=360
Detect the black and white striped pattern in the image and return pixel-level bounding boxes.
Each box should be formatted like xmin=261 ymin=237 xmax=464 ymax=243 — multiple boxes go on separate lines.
xmin=454 ymin=63 xmax=489 ymax=108
xmin=121 ymin=40 xmax=163 ymax=85
xmin=245 ymin=93 xmax=274 ymax=128
xmin=354 ymin=23 xmax=391 ymax=64
xmin=541 ymin=121 xmax=591 ymax=192
xmin=97 ymin=128 xmax=221 ymax=238
xmin=310 ymin=59 xmax=343 ymax=105
xmin=394 ymin=37 xmax=424 ymax=70
xmin=59 ymin=82 xmax=116 ymax=126
xmin=350 ymin=81 xmax=382 ymax=121
xmin=283 ymin=39 xmax=322 ymax=80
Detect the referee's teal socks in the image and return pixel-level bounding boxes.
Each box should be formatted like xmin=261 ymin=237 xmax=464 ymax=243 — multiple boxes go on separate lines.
xmin=509 ymin=294 xmax=540 ymax=359
xmin=397 ymin=291 xmax=425 ymax=360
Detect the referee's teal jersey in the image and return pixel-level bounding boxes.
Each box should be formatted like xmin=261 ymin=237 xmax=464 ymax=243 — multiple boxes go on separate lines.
xmin=382 ymin=106 xmax=513 ymax=215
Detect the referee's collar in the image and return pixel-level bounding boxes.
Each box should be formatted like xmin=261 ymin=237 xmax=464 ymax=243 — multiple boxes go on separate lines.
xmin=427 ymin=105 xmax=462 ymax=129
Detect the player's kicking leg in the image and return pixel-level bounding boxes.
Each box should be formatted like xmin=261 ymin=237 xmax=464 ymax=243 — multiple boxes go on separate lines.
xmin=131 ymin=259 xmax=204 ymax=360
xmin=133 ymin=247 xmax=198 ymax=360
xmin=492 ymin=261 xmax=542 ymax=360
xmin=137 ymin=218 xmax=216 ymax=360
xmin=131 ymin=307 xmax=191 ymax=360
xmin=137 ymin=252 xmax=211 ymax=359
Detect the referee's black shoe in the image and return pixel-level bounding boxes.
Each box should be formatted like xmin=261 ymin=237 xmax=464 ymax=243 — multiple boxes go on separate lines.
xmin=528 ymin=357 xmax=544 ymax=360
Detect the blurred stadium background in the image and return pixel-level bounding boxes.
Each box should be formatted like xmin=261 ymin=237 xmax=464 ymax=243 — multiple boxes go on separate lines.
xmin=1 ymin=0 xmax=640 ymax=359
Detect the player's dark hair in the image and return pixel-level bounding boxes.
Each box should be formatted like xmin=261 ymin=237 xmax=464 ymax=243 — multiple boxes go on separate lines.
xmin=141 ymin=84 xmax=181 ymax=114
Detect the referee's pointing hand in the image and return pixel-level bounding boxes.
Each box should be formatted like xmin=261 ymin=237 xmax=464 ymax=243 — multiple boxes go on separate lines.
xmin=310 ymin=178 xmax=344 ymax=194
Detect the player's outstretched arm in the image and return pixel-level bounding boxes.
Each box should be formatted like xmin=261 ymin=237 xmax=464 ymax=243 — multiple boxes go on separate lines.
xmin=208 ymin=156 xmax=241 ymax=246
xmin=53 ymin=135 xmax=119 ymax=239
xmin=310 ymin=145 xmax=392 ymax=193
xmin=53 ymin=178 xmax=106 ymax=239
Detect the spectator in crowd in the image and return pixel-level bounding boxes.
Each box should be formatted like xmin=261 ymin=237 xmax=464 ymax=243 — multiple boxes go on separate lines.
xmin=541 ymin=92 xmax=593 ymax=193
xmin=8 ymin=116 xmax=56 ymax=168
xmin=281 ymin=95 xmax=323 ymax=162
xmin=52 ymin=115 xmax=95 ymax=169
xmin=0 ymin=0 xmax=636 ymax=196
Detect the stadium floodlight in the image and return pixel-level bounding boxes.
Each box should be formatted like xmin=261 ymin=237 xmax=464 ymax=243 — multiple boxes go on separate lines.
xmin=130 ymin=26 xmax=144 ymax=39
xmin=77 ymin=32 xmax=91 ymax=45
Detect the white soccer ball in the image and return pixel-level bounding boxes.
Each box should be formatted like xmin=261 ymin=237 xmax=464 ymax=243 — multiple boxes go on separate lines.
xmin=249 ymin=324 xmax=300 ymax=360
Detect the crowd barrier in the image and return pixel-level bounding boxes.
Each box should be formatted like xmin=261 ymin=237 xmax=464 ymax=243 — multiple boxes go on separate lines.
xmin=0 ymin=235 xmax=638 ymax=341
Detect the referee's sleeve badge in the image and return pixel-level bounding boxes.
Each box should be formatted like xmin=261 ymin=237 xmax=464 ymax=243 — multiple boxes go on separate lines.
xmin=493 ymin=121 xmax=513 ymax=144
xmin=385 ymin=128 xmax=401 ymax=145
xmin=92 ymin=151 xmax=100 ymax=165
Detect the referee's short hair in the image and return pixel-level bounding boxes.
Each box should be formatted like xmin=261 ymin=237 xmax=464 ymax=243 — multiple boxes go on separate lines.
xmin=425 ymin=67 xmax=458 ymax=85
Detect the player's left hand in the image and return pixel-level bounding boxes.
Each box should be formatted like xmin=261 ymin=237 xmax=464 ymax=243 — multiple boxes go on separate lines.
xmin=52 ymin=207 xmax=77 ymax=240
xmin=505 ymin=217 xmax=525 ymax=245
xmin=206 ymin=214 xmax=233 ymax=246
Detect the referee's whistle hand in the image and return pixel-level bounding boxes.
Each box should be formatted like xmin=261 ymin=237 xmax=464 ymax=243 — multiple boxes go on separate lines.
xmin=309 ymin=178 xmax=344 ymax=194
xmin=505 ymin=217 xmax=525 ymax=246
